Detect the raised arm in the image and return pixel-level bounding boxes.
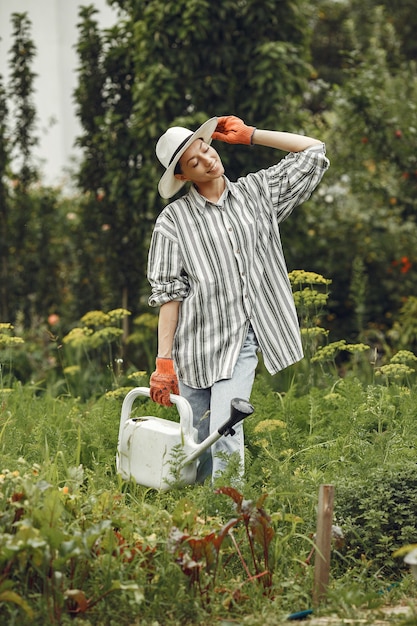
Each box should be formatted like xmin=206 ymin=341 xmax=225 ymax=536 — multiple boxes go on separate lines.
xmin=212 ymin=115 xmax=322 ymax=152
xmin=251 ymin=129 xmax=322 ymax=152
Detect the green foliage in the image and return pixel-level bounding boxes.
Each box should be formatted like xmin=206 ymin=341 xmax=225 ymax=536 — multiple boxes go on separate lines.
xmin=2 ymin=0 xmax=417 ymax=356
xmin=388 ymin=297 xmax=417 ymax=352
xmin=71 ymin=0 xmax=315 ymax=324
xmin=74 ymin=6 xmax=107 ymax=194
xmin=3 ymin=2 xmax=417 ymax=615
xmin=0 ymin=75 xmax=9 ymax=320
xmin=1 ymin=350 xmax=417 ymax=622
xmin=335 ymin=464 xmax=417 ymax=577
xmin=353 ymin=0 xmax=417 ymax=61
xmin=0 ymin=12 xmax=39 ymax=325
xmin=0 ymin=187 xmax=103 ymax=337
xmin=167 ymin=487 xmax=275 ymax=607
xmin=126 ymin=311 xmax=158 ymax=373
xmin=129 ymin=0 xmax=314 ymax=197
xmin=8 ymin=12 xmax=38 ymax=189
xmin=0 ymin=323 xmax=25 ymax=387
xmin=0 ymin=465 xmax=149 ymax=624
xmin=282 ymin=5 xmax=417 ymax=341
xmin=73 ymin=5 xmax=152 ymax=320
xmin=60 ymin=307 xmax=132 ymax=399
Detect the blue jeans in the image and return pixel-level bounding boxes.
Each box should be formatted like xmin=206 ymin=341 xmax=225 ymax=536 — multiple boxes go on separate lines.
xmin=179 ymin=326 xmax=259 ymax=483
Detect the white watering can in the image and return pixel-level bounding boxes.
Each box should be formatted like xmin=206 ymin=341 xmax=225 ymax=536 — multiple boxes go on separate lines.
xmin=116 ymin=387 xmax=254 ymax=490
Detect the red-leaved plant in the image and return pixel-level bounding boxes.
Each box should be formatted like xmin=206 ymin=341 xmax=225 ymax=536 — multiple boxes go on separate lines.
xmin=167 ymin=487 xmax=275 ymax=604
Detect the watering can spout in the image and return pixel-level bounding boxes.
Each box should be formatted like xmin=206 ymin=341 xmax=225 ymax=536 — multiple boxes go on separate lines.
xmin=183 ymin=397 xmax=254 ymax=465
xmin=218 ymin=398 xmax=254 ymax=436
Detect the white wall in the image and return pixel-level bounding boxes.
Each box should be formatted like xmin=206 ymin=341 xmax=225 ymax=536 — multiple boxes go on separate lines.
xmin=0 ymin=0 xmax=119 ymax=188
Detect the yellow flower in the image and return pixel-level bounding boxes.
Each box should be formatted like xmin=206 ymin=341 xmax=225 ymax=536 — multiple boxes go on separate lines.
xmin=128 ymin=371 xmax=147 ymax=381
xmin=293 ymin=288 xmax=329 ymax=309
xmin=62 ymin=327 xmax=93 ymax=347
xmin=311 ymin=340 xmax=347 ymax=362
xmin=0 ymin=336 xmax=24 ymax=347
xmin=376 ymin=363 xmax=414 ymax=379
xmin=293 ymin=465 xmax=306 ymax=477
xmin=323 ymin=392 xmax=342 ymax=403
xmin=390 ymin=350 xmax=417 ymax=365
xmin=63 ymin=365 xmax=81 ymax=376
xmin=104 ymin=387 xmax=134 ymax=399
xmin=311 ymin=341 xmax=369 ymax=363
xmin=301 ymin=327 xmax=329 ymax=339
xmin=108 ymin=308 xmax=131 ymax=322
xmin=254 ymin=419 xmax=286 ymax=433
xmin=344 ymin=343 xmax=370 ymax=354
xmin=80 ymin=310 xmax=111 ymax=327
xmin=288 ymin=270 xmax=332 ymax=286
xmin=257 ymin=438 xmax=270 ymax=448
xmin=89 ymin=327 xmax=123 ymax=349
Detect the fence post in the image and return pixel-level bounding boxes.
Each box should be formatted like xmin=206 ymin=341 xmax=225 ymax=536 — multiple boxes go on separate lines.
xmin=313 ymin=484 xmax=335 ymax=605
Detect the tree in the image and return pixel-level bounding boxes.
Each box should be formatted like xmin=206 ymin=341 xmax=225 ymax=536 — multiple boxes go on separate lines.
xmin=1 ymin=13 xmax=76 ymax=328
xmin=124 ymin=0 xmax=314 ymax=181
xmin=74 ymin=5 xmax=155 ymax=331
xmin=72 ymin=6 xmax=110 ymax=315
xmin=355 ymin=0 xmax=417 ymax=62
xmin=74 ymin=0 xmax=315 ymax=327
xmin=8 ymin=12 xmax=38 ymax=190
xmin=0 ymin=75 xmax=10 ymax=321
xmin=282 ymin=6 xmax=417 ymax=341
xmin=2 ymin=13 xmax=39 ymax=326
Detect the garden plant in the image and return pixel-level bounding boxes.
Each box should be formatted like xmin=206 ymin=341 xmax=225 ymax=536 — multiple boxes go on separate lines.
xmin=1 ymin=272 xmax=417 ymax=624
xmin=1 ymin=0 xmax=417 ymax=624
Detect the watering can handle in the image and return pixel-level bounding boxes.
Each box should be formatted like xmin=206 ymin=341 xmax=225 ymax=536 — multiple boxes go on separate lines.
xmin=118 ymin=386 xmax=195 ymax=441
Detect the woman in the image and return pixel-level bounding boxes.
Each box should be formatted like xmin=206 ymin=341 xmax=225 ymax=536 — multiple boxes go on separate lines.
xmin=147 ymin=115 xmax=329 ymax=482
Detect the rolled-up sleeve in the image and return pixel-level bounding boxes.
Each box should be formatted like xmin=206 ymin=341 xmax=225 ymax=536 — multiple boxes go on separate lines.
xmin=267 ymin=143 xmax=329 ymax=222
xmin=147 ymin=222 xmax=189 ymax=307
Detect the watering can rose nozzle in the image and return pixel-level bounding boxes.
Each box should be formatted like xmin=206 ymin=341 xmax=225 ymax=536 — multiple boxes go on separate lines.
xmin=218 ymin=398 xmax=254 ymax=437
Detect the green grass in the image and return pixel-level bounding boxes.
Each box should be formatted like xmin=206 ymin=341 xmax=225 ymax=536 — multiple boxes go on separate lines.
xmin=1 ymin=364 xmax=417 ymax=624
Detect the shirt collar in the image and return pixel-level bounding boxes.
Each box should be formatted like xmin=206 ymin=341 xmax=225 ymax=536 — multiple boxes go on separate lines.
xmin=188 ymin=177 xmax=237 ymax=211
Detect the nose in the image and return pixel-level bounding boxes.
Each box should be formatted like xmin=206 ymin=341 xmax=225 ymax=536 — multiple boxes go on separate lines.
xmin=203 ymin=153 xmax=214 ymax=168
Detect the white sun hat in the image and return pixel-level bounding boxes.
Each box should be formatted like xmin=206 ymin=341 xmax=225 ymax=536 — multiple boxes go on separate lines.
xmin=156 ymin=117 xmax=218 ymax=199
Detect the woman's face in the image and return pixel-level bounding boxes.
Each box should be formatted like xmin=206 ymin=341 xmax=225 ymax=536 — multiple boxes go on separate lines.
xmin=175 ymin=139 xmax=224 ymax=185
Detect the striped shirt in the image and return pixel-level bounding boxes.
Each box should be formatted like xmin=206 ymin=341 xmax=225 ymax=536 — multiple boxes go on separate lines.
xmin=148 ymin=143 xmax=329 ymax=388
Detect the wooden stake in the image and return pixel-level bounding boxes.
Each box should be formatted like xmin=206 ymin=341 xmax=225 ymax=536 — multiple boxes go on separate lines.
xmin=313 ymin=484 xmax=335 ymax=605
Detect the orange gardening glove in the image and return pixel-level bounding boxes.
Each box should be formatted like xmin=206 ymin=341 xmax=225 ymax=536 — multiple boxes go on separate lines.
xmin=149 ymin=357 xmax=179 ymax=407
xmin=212 ymin=115 xmax=256 ymax=145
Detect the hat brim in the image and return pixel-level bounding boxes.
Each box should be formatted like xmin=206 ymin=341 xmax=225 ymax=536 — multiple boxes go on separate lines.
xmin=158 ymin=117 xmax=218 ymax=199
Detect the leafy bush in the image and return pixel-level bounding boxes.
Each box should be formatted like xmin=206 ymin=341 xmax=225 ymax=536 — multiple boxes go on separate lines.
xmin=335 ymin=464 xmax=417 ymax=577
